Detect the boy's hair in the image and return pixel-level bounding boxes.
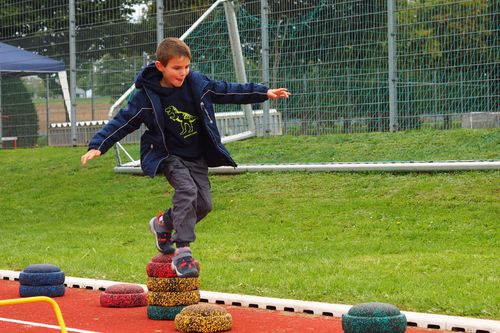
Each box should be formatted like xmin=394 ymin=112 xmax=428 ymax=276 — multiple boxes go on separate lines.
xmin=156 ymin=37 xmax=191 ymax=65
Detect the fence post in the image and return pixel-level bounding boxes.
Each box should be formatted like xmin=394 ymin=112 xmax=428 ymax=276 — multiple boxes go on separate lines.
xmin=387 ymin=0 xmax=398 ymax=132
xmin=46 ymin=74 xmax=50 ymax=145
xmin=69 ymin=0 xmax=77 ymax=145
xmin=157 ymin=0 xmax=164 ymax=43
xmin=261 ymin=0 xmax=271 ymax=137
xmin=0 ymin=74 xmax=3 ymax=146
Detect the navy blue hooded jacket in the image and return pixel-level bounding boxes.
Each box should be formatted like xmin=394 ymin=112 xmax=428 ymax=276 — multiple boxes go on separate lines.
xmin=88 ymin=63 xmax=269 ymax=177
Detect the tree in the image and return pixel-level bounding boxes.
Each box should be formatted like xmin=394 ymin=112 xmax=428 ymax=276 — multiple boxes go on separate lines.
xmin=0 ymin=0 xmax=144 ymax=59
xmin=1 ymin=76 xmax=38 ymax=147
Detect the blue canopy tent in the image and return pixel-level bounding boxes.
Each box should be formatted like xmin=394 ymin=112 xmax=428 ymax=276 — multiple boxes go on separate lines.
xmin=0 ymin=42 xmax=71 ymax=145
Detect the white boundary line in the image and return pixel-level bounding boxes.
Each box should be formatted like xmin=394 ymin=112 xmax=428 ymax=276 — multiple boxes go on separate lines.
xmin=1 ymin=270 xmax=499 ymax=333
xmin=0 ymin=317 xmax=101 ymax=333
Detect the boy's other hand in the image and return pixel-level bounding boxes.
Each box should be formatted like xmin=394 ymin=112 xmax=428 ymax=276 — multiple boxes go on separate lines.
xmin=267 ymin=88 xmax=291 ymax=99
xmin=81 ymin=149 xmax=101 ymax=166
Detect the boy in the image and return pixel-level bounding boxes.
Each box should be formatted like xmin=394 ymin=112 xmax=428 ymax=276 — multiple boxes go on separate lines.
xmin=81 ymin=37 xmax=290 ymax=278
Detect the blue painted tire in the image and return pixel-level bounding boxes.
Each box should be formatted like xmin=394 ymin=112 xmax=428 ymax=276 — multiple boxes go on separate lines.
xmin=147 ymin=305 xmax=185 ymax=320
xmin=19 ymin=284 xmax=65 ymax=297
xmin=23 ymin=264 xmax=61 ymax=273
xmin=19 ymin=271 xmax=65 ymax=286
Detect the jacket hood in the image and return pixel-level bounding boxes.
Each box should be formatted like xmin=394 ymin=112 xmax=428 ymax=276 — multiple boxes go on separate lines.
xmin=134 ymin=63 xmax=208 ymax=97
xmin=134 ymin=63 xmax=165 ymax=94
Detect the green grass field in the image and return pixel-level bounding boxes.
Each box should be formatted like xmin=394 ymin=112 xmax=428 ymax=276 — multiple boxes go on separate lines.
xmin=0 ymin=129 xmax=499 ymax=319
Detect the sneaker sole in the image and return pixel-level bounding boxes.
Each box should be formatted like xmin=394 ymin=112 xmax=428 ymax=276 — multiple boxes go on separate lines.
xmin=171 ymin=261 xmax=199 ymax=278
xmin=149 ymin=218 xmax=174 ymax=254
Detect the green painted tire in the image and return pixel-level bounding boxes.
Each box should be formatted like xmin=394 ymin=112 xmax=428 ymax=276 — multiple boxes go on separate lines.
xmin=147 ymin=305 xmax=185 ymax=320
xmin=342 ymin=302 xmax=407 ymax=333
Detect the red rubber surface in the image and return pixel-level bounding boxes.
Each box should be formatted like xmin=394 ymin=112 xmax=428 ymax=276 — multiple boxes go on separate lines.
xmin=0 ymin=280 xmax=450 ymax=333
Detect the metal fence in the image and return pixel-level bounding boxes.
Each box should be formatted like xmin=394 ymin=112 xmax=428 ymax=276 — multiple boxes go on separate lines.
xmin=0 ymin=0 xmax=498 ymax=149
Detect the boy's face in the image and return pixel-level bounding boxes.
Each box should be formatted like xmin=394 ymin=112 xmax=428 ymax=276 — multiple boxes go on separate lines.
xmin=155 ymin=56 xmax=190 ymax=88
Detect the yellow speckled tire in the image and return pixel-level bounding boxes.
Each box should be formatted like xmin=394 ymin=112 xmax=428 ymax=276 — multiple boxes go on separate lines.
xmin=148 ymin=290 xmax=200 ymax=307
xmin=175 ymin=304 xmax=232 ymax=333
xmin=147 ymin=277 xmax=200 ymax=292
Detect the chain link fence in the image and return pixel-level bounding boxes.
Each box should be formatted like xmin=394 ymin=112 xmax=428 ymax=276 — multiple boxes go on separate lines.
xmin=0 ymin=0 xmax=498 ymax=150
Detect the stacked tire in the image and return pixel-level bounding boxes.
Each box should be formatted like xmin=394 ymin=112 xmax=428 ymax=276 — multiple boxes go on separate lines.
xmin=146 ymin=253 xmax=200 ymax=320
xmin=19 ymin=264 xmax=65 ymax=298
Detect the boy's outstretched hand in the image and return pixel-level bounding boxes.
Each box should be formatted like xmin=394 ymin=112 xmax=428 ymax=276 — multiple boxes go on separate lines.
xmin=267 ymin=88 xmax=291 ymax=99
xmin=81 ymin=149 xmax=101 ymax=166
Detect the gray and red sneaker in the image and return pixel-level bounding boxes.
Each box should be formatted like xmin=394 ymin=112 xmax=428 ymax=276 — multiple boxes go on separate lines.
xmin=171 ymin=247 xmax=199 ymax=277
xmin=149 ymin=211 xmax=175 ymax=254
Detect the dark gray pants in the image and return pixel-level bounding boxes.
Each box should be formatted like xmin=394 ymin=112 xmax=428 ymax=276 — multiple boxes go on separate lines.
xmin=162 ymin=155 xmax=212 ymax=245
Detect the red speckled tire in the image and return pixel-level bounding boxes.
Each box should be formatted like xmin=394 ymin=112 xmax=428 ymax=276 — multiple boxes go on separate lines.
xmin=146 ymin=261 xmax=177 ymax=278
xmin=100 ymin=284 xmax=147 ymax=308
xmin=151 ymin=253 xmax=175 ymax=263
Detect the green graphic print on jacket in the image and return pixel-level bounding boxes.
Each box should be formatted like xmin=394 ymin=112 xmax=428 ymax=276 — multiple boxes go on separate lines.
xmin=159 ymin=81 xmax=204 ymax=160
xmin=164 ymin=105 xmax=198 ymax=139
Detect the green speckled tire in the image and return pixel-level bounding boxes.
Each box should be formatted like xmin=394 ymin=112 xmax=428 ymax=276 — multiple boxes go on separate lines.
xmin=342 ymin=302 xmax=407 ymax=333
xmin=148 ymin=290 xmax=200 ymax=307
xmin=147 ymin=305 xmax=185 ymax=320
xmin=175 ymin=304 xmax=232 ymax=333
xmin=147 ymin=277 xmax=200 ymax=292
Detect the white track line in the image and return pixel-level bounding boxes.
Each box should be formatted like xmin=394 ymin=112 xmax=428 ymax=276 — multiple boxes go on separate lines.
xmin=0 ymin=317 xmax=101 ymax=333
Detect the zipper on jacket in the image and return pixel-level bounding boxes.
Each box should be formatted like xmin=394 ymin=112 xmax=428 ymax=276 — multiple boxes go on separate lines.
xmin=200 ymin=102 xmax=213 ymax=124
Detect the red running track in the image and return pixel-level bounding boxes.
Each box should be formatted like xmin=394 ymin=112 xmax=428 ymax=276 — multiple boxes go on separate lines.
xmin=0 ymin=280 xmax=447 ymax=333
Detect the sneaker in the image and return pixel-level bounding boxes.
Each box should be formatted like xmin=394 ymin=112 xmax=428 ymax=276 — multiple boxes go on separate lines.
xmin=149 ymin=212 xmax=175 ymax=254
xmin=171 ymin=248 xmax=199 ymax=277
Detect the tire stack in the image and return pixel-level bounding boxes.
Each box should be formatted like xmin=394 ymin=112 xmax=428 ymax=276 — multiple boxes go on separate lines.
xmin=19 ymin=264 xmax=65 ymax=298
xmin=146 ymin=253 xmax=200 ymax=320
